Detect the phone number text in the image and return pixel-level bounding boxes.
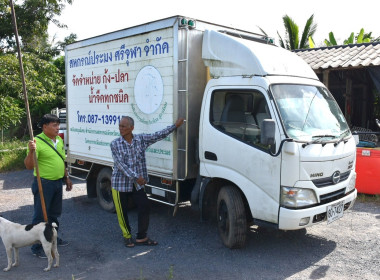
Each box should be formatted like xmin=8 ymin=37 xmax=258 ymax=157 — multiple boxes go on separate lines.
xmin=77 ymin=111 xmax=121 ymax=125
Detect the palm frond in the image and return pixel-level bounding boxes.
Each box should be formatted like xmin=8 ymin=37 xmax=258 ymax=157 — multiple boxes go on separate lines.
xmin=282 ymin=15 xmax=299 ymax=50
xmin=277 ymin=31 xmax=286 ymax=49
xmin=300 ymin=14 xmax=317 ymax=49
xmin=257 ymin=26 xmax=268 ymax=36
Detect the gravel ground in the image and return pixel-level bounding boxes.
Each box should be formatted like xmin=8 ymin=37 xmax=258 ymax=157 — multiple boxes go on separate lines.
xmin=0 ymin=170 xmax=379 ymax=280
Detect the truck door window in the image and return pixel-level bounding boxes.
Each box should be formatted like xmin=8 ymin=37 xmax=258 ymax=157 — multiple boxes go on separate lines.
xmin=210 ymin=90 xmax=271 ymax=148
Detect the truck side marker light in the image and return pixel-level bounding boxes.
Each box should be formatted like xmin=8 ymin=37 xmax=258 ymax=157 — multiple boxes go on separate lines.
xmin=180 ymin=18 xmax=187 ymax=25
xmin=188 ymin=20 xmax=195 ymax=28
xmin=161 ymin=178 xmax=172 ymax=186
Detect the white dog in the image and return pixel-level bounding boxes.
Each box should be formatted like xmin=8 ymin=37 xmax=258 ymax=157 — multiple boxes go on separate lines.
xmin=0 ymin=216 xmax=59 ymax=272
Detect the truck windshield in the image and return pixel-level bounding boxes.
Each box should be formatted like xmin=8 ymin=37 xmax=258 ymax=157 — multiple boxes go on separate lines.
xmin=271 ymin=84 xmax=350 ymax=142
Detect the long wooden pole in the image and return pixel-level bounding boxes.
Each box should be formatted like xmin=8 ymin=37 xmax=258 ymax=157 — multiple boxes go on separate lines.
xmin=9 ymin=0 xmax=48 ymax=222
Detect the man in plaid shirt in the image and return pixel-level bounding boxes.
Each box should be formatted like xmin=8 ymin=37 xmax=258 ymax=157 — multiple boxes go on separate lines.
xmin=110 ymin=116 xmax=184 ymax=247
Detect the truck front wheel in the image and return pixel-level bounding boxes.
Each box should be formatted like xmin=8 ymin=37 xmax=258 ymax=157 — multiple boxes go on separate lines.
xmin=96 ymin=168 xmax=115 ymax=213
xmin=217 ymin=185 xmax=247 ymax=248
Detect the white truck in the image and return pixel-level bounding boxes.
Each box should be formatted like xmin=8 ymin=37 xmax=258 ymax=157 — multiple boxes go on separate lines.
xmin=65 ymin=16 xmax=357 ymax=248
xmin=50 ymin=107 xmax=67 ymax=148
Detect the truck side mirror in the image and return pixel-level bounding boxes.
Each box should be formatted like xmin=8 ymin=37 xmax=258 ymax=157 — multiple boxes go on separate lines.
xmin=261 ymin=119 xmax=276 ymax=146
xmin=353 ymin=134 xmax=359 ymax=145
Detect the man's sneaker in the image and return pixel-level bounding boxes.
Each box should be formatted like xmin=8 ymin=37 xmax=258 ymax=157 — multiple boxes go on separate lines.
xmin=57 ymin=237 xmax=69 ymax=247
xmin=32 ymin=250 xmax=47 ymax=259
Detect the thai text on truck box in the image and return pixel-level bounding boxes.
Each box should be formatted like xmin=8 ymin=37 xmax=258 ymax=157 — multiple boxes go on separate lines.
xmin=67 ymin=27 xmax=176 ymax=173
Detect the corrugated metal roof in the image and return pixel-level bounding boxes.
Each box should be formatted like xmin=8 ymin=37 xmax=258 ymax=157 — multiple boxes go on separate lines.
xmin=294 ymin=42 xmax=380 ymax=70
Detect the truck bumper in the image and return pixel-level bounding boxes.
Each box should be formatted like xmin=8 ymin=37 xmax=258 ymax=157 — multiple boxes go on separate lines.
xmin=278 ymin=189 xmax=357 ymax=230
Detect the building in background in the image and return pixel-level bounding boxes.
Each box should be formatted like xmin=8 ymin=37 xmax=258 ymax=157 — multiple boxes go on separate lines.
xmin=295 ymin=42 xmax=380 ymax=134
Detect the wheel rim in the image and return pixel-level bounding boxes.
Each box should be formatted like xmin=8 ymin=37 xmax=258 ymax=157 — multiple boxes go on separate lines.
xmin=218 ymin=200 xmax=229 ymax=236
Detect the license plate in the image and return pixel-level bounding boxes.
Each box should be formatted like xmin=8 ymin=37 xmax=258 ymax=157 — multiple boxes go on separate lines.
xmin=327 ymin=201 xmax=344 ymax=224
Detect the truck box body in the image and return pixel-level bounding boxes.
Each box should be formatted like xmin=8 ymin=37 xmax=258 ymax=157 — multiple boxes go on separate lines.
xmin=66 ymin=17 xmax=209 ymax=180
xmin=65 ymin=16 xmax=357 ymax=248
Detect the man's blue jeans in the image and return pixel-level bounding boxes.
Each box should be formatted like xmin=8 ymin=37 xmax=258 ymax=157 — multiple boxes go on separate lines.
xmin=31 ymin=177 xmax=63 ymax=253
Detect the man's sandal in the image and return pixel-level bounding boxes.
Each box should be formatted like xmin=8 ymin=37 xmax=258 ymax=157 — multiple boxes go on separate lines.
xmin=124 ymin=238 xmax=135 ymax=248
xmin=135 ymin=238 xmax=158 ymax=246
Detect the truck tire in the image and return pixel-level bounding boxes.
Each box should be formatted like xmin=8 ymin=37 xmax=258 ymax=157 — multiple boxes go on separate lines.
xmin=217 ymin=185 xmax=247 ymax=248
xmin=96 ymin=167 xmax=115 ymax=213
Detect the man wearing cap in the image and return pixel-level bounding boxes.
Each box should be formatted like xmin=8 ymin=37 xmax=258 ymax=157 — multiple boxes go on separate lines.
xmin=24 ymin=114 xmax=73 ymax=258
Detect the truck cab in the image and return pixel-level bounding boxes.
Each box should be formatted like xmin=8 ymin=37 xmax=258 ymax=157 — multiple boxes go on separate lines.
xmin=196 ymin=30 xmax=357 ymax=248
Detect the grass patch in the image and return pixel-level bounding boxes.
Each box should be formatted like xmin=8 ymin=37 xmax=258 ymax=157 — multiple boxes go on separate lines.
xmin=356 ymin=193 xmax=380 ymax=204
xmin=0 ymin=139 xmax=28 ymax=172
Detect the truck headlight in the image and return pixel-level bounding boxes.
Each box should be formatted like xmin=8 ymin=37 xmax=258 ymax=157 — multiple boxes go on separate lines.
xmin=345 ymin=173 xmax=356 ymax=193
xmin=281 ymin=186 xmax=318 ymax=208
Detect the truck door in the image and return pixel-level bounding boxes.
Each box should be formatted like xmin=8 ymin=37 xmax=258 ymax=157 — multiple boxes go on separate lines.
xmin=200 ymin=86 xmax=281 ymax=223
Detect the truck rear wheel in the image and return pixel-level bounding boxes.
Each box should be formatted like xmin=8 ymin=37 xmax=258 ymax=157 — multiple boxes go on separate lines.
xmin=217 ymin=185 xmax=247 ymax=248
xmin=96 ymin=168 xmax=115 ymax=212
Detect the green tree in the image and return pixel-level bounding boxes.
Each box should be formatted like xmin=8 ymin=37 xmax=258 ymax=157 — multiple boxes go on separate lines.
xmin=0 ymin=0 xmax=72 ymax=57
xmin=324 ymin=28 xmax=379 ymax=46
xmin=0 ymin=1 xmax=73 ymax=138
xmin=0 ymin=52 xmax=64 ymax=136
xmin=57 ymin=32 xmax=77 ymax=52
xmin=53 ymin=33 xmax=77 ymax=84
xmin=48 ymin=33 xmax=77 ymax=100
xmin=277 ymin=14 xmax=317 ymax=50
xmin=0 ymin=96 xmax=24 ymax=133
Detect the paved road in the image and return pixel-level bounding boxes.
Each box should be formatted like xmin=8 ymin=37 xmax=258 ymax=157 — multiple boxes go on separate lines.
xmin=0 ymin=170 xmax=379 ymax=280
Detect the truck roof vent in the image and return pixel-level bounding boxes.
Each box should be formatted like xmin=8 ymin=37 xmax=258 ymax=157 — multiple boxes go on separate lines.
xmin=179 ymin=17 xmax=196 ymax=29
xmin=202 ymin=30 xmax=318 ymax=79
xmin=218 ymin=30 xmax=274 ymax=45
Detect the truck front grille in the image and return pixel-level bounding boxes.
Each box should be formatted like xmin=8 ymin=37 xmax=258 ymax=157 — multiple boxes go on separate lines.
xmin=319 ymin=188 xmax=346 ymax=205
xmin=312 ymin=170 xmax=351 ymax=188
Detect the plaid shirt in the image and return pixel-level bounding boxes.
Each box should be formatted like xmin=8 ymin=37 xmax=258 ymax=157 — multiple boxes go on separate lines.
xmin=110 ymin=124 xmax=176 ymax=192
